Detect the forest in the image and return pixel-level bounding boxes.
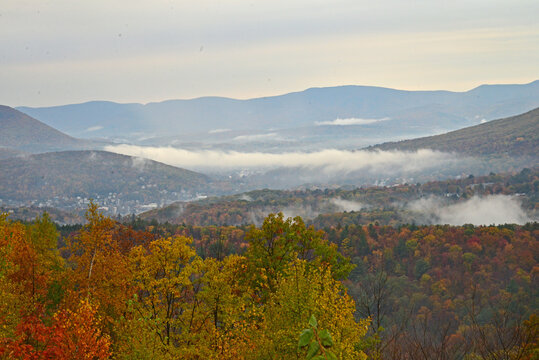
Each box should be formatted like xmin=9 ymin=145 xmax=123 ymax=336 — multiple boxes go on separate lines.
xmin=0 ymin=202 xmax=537 ymax=359
xmin=139 ymin=167 xmax=539 ymax=227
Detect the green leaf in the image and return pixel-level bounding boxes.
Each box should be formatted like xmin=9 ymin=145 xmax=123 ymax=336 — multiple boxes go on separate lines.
xmin=309 ymin=314 xmax=318 ymax=329
xmin=306 ymin=340 xmax=320 ymax=360
xmin=319 ymin=329 xmax=334 ymax=347
xmin=298 ymin=328 xmax=314 ymax=348
xmin=326 ymin=350 xmax=338 ymax=360
xmin=312 ymin=356 xmax=326 ymax=360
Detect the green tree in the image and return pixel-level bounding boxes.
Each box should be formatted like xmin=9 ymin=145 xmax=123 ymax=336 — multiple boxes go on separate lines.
xmin=245 ymin=213 xmax=353 ymax=300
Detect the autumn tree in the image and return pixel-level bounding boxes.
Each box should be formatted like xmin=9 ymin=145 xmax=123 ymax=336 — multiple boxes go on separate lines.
xmin=245 ymin=213 xmax=353 ymax=300
xmin=2 ymin=300 xmax=111 ymax=360
xmin=65 ymin=202 xmax=132 ymax=333
xmin=251 ymin=259 xmax=369 ymax=359
xmin=122 ymin=235 xmax=205 ymax=358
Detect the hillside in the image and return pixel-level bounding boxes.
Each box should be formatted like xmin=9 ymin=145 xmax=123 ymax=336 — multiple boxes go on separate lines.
xmin=17 ymin=81 xmax=539 ymax=148
xmin=0 ymin=105 xmax=88 ymax=153
xmin=139 ymin=168 xmax=538 ymax=226
xmin=1 ymin=205 xmax=85 ymax=225
xmin=0 ymin=150 xmax=210 ymax=213
xmin=372 ymin=107 xmax=539 ymax=157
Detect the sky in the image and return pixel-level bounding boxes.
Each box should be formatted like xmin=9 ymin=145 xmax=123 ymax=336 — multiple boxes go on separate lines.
xmin=1 ymin=0 xmax=538 ymax=107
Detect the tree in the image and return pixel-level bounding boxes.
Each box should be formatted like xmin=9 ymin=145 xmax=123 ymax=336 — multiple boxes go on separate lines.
xmin=245 ymin=213 xmax=353 ymax=300
xmin=1 ymin=300 xmax=111 ymax=360
xmin=65 ymin=202 xmax=132 ymax=331
xmin=125 ymin=236 xmax=205 ymax=358
xmin=253 ymin=260 xmax=369 ymax=359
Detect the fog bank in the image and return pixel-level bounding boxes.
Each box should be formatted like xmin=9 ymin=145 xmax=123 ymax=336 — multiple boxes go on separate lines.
xmin=408 ymin=195 xmax=532 ymax=225
xmin=105 ymin=145 xmax=458 ymax=175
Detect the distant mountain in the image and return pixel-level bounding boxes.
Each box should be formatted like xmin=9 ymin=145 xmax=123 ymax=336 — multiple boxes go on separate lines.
xmin=219 ymin=108 xmax=539 ymax=190
xmin=0 ymin=105 xmax=89 ymax=153
xmin=17 ymin=81 xmax=539 ymax=147
xmin=372 ymin=107 xmax=539 ymax=157
xmin=0 ymin=151 xmax=210 ymax=211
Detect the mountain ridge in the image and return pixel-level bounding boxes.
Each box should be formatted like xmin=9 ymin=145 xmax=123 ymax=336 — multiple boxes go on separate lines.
xmin=370 ymin=107 xmax=539 ymax=157
xmin=0 ymin=105 xmax=88 ymax=153
xmin=16 ymin=81 xmax=539 ymax=143
xmin=0 ymin=150 xmax=211 ymax=214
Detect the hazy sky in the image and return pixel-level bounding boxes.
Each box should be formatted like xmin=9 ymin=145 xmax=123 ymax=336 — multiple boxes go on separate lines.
xmin=2 ymin=0 xmax=538 ymax=106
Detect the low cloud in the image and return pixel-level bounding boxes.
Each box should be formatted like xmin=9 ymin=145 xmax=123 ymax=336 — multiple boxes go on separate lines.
xmin=105 ymin=144 xmax=458 ymax=175
xmin=316 ymin=117 xmax=390 ymax=126
xmin=131 ymin=156 xmax=150 ymax=171
xmin=233 ymin=133 xmax=278 ymax=141
xmin=407 ymin=195 xmax=532 ymax=225
xmin=85 ymin=125 xmax=104 ymax=132
xmin=331 ymin=198 xmax=366 ymax=212
xmin=239 ymin=194 xmax=253 ymax=201
xmin=87 ymin=151 xmax=98 ymax=161
xmin=209 ymin=128 xmax=231 ymax=134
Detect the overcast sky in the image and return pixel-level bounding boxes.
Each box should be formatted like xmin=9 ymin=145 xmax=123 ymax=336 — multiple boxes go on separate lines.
xmin=2 ymin=0 xmax=538 ymax=107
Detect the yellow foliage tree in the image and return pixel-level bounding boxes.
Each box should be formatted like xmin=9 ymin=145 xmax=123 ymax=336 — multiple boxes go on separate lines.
xmin=66 ymin=202 xmax=132 ymax=332
xmin=251 ymin=260 xmax=369 ymax=360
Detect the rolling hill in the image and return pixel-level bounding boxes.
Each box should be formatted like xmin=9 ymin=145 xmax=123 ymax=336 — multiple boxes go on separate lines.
xmin=0 ymin=105 xmax=88 ymax=153
xmin=372 ymin=107 xmax=539 ymax=157
xmin=17 ymin=81 xmax=539 ymax=147
xmin=138 ymin=168 xmax=538 ymax=226
xmin=0 ymin=151 xmax=210 ymax=212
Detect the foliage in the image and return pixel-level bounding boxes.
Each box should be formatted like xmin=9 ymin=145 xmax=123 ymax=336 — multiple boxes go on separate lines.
xmin=140 ymin=168 xmax=539 ymax=227
xmin=255 ymin=260 xmax=368 ymax=359
xmin=1 ymin=203 xmax=537 ymax=359
xmin=298 ymin=315 xmax=338 ymax=360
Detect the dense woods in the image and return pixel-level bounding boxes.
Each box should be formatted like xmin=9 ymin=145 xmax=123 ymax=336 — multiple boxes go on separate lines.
xmin=0 ymin=206 xmax=368 ymax=359
xmin=1 ymin=203 xmax=537 ymax=359
xmin=373 ymin=107 xmax=539 ymax=158
xmin=140 ymin=167 xmax=539 ymax=227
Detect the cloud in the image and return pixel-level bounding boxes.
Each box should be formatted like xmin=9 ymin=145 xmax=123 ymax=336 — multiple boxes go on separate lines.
xmin=104 ymin=144 xmax=458 ymax=174
xmin=87 ymin=151 xmax=98 ymax=161
xmin=407 ymin=195 xmax=532 ymax=225
xmin=316 ymin=117 xmax=390 ymax=126
xmin=330 ymin=198 xmax=366 ymax=212
xmin=209 ymin=128 xmax=231 ymax=134
xmin=131 ymin=156 xmax=149 ymax=171
xmin=85 ymin=125 xmax=104 ymax=132
xmin=233 ymin=133 xmax=278 ymax=141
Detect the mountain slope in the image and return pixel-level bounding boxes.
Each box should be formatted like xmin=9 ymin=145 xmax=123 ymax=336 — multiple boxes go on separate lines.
xmin=372 ymin=107 xmax=539 ymax=157
xmin=0 ymin=151 xmax=210 ymax=209
xmin=0 ymin=105 xmax=87 ymax=152
xmin=17 ymin=81 xmax=539 ymax=143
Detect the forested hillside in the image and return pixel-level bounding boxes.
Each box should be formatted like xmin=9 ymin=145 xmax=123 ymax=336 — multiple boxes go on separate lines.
xmin=0 ymin=206 xmax=370 ymax=359
xmin=139 ymin=168 xmax=539 ymax=226
xmin=373 ymin=107 xmax=539 ymax=157
xmin=0 ymin=151 xmax=210 ymax=212
xmin=0 ymin=105 xmax=88 ymax=153
xmin=1 ymin=205 xmax=536 ymax=359
xmin=135 ymin=217 xmax=539 ymax=359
